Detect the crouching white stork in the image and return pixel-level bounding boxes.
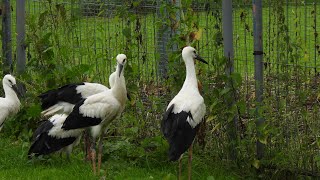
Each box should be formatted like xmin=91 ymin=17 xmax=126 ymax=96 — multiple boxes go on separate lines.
xmin=0 ymin=74 xmax=21 ymax=131
xmin=39 ymin=82 xmax=110 ymax=117
xmin=161 ymin=46 xmax=207 ymax=180
xmin=38 ymin=63 xmax=128 ymax=117
xmin=61 ymin=54 xmax=128 ymax=174
xmin=28 ymin=114 xmax=83 ymax=159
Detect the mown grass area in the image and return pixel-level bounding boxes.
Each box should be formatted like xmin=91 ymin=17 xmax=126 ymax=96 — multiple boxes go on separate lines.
xmin=0 ymin=136 xmax=239 ymax=180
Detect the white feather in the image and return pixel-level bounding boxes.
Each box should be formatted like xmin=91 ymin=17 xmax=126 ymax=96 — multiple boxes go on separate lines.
xmin=48 ymin=114 xmax=83 ymax=139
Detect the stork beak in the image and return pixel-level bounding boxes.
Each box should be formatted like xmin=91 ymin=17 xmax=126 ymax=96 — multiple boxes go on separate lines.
xmin=11 ymin=84 xmax=22 ymax=97
xmin=118 ymin=64 xmax=124 ymax=77
xmin=195 ymin=54 xmax=208 ymax=64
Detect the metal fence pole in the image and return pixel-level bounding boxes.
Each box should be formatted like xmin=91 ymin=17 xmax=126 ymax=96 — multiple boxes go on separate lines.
xmin=2 ymin=0 xmax=12 ymax=75
xmin=252 ymin=0 xmax=264 ymax=160
xmin=16 ymin=0 xmax=26 ymax=74
xmin=223 ymin=0 xmax=234 ymax=75
xmin=156 ymin=1 xmax=170 ymax=79
xmin=222 ymin=0 xmax=237 ymax=161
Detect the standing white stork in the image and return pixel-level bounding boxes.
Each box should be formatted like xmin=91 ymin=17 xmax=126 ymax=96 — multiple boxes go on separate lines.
xmin=61 ymin=54 xmax=128 ymax=174
xmin=28 ymin=114 xmax=83 ymax=159
xmin=38 ymin=61 xmax=127 ymax=160
xmin=0 ymin=74 xmax=21 ymax=131
xmin=161 ymin=46 xmax=207 ymax=180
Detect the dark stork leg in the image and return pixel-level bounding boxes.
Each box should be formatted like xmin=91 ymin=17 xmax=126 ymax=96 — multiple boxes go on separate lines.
xmin=90 ymin=137 xmax=97 ymax=175
xmin=84 ymin=130 xmax=91 ymax=161
xmin=188 ymin=145 xmax=193 ymax=180
xmin=178 ymin=157 xmax=182 ymax=180
xmin=97 ymin=130 xmax=106 ymax=174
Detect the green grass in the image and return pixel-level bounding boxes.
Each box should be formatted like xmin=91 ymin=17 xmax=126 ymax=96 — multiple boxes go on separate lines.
xmin=0 ymin=137 xmax=239 ymax=179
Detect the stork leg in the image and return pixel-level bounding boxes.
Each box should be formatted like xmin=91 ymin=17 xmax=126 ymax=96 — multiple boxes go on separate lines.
xmin=97 ymin=131 xmax=106 ymax=174
xmin=188 ymin=145 xmax=193 ymax=180
xmin=178 ymin=157 xmax=182 ymax=180
xmin=84 ymin=130 xmax=91 ymax=161
xmin=90 ymin=137 xmax=97 ymax=175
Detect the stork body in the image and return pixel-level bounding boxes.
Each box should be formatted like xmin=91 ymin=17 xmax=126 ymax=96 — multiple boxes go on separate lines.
xmin=161 ymin=46 xmax=207 ymax=179
xmin=0 ymin=75 xmax=21 ymax=131
xmin=39 ymin=82 xmax=110 ymax=117
xmin=61 ymin=54 xmax=128 ymax=174
xmin=28 ymin=114 xmax=83 ymax=159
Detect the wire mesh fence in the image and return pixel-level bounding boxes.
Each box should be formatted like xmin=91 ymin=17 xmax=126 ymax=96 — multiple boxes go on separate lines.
xmin=1 ymin=0 xmax=320 ymax=177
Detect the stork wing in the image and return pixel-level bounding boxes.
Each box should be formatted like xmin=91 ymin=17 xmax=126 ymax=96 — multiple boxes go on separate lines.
xmin=38 ymin=83 xmax=85 ymax=110
xmin=161 ymin=104 xmax=174 ymax=138
xmin=189 ymin=102 xmax=206 ymax=128
xmin=79 ymin=83 xmax=109 ymax=98
xmin=62 ymin=94 xmax=119 ymax=130
xmin=161 ymin=103 xmax=199 ymax=161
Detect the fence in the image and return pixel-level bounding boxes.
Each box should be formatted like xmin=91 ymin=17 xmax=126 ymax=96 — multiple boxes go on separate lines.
xmin=1 ymin=0 xmax=320 ymax=177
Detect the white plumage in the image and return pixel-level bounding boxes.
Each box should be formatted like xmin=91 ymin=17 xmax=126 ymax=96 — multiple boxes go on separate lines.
xmin=61 ymin=54 xmax=128 ymax=173
xmin=40 ymin=82 xmax=111 ymax=117
xmin=36 ymin=55 xmax=127 ymax=163
xmin=0 ymin=74 xmax=21 ymax=131
xmin=161 ymin=46 xmax=207 ymax=179
xmin=28 ymin=114 xmax=83 ymax=159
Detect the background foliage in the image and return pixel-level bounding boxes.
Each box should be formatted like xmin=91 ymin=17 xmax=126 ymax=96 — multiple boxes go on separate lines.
xmin=0 ymin=0 xmax=320 ymax=178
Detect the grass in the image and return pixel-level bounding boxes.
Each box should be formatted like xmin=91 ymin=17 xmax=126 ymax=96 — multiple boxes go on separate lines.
xmin=0 ymin=137 xmax=239 ymax=179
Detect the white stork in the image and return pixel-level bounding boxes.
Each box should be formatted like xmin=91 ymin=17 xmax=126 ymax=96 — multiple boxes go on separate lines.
xmin=161 ymin=46 xmax=207 ymax=180
xmin=61 ymin=54 xmax=128 ymax=174
xmin=0 ymin=74 xmax=21 ymax=131
xmin=38 ymin=61 xmax=129 ymax=160
xmin=28 ymin=114 xmax=83 ymax=159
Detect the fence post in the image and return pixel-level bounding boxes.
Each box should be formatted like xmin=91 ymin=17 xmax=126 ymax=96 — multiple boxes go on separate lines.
xmin=222 ymin=0 xmax=237 ymax=161
xmin=156 ymin=1 xmax=170 ymax=79
xmin=16 ymin=0 xmax=26 ymax=74
xmin=2 ymin=0 xmax=12 ymax=75
xmin=252 ymin=0 xmax=264 ymax=160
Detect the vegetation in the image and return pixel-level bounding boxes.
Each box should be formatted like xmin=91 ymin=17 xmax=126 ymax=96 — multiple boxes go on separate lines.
xmin=0 ymin=0 xmax=320 ymax=179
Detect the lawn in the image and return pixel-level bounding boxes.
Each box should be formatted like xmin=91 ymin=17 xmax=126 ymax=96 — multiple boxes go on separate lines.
xmin=0 ymin=137 xmax=238 ymax=179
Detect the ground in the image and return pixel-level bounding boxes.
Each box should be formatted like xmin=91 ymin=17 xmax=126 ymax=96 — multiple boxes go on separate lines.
xmin=0 ymin=137 xmax=238 ymax=180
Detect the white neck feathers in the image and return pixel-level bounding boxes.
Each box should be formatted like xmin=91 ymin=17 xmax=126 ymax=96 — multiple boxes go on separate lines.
xmin=111 ymin=65 xmax=127 ymax=106
xmin=3 ymin=84 xmax=19 ymax=101
xmin=181 ymin=56 xmax=198 ymax=91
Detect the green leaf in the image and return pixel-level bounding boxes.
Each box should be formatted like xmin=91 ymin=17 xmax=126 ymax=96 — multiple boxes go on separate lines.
xmin=252 ymin=159 xmax=260 ymax=169
xmin=38 ymin=11 xmax=48 ymax=27
xmin=122 ymin=27 xmax=131 ymax=38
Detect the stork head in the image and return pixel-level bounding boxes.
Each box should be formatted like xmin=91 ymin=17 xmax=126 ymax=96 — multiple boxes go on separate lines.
xmin=3 ymin=74 xmax=21 ymax=96
xmin=182 ymin=46 xmax=208 ymax=64
xmin=116 ymin=54 xmax=127 ymax=77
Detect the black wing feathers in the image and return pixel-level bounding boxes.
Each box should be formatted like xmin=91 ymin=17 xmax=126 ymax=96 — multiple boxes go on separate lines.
xmin=61 ymin=99 xmax=102 ymax=130
xmin=28 ymin=120 xmax=76 ymax=158
xmin=38 ymin=83 xmax=85 ymax=110
xmin=161 ymin=104 xmax=199 ymax=161
xmin=161 ymin=104 xmax=175 ymax=138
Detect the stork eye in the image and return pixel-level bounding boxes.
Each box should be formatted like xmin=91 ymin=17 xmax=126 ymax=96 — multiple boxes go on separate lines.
xmin=123 ymin=59 xmax=126 ymax=63
xmin=8 ymin=80 xmax=12 ymax=84
xmin=193 ymin=50 xmax=196 ymax=54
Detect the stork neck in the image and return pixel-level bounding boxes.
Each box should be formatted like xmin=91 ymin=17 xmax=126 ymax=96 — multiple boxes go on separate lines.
xmin=3 ymin=84 xmax=19 ymax=101
xmin=181 ymin=58 xmax=198 ymax=91
xmin=111 ymin=66 xmax=127 ymax=106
